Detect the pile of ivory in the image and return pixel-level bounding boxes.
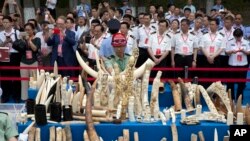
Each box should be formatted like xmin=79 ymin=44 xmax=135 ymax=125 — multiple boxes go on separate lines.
xmin=49 ymin=126 xmax=72 ymax=141
xmin=114 ymin=129 xmax=139 ymax=141
xmin=76 ymin=47 xmax=169 ymax=123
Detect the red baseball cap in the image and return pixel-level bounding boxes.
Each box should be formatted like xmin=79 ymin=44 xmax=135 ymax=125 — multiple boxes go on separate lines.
xmin=111 ymin=33 xmax=127 ymax=47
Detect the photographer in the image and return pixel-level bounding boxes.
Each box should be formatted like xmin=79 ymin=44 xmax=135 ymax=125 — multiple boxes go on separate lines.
xmin=0 ymin=16 xmax=21 ymax=103
xmin=19 ymin=23 xmax=41 ymax=101
xmin=45 ymin=0 xmax=57 ymax=19
xmin=36 ymin=8 xmax=55 ymax=25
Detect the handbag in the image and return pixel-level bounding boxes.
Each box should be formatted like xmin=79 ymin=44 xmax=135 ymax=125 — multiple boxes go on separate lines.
xmin=12 ymin=30 xmax=27 ymax=53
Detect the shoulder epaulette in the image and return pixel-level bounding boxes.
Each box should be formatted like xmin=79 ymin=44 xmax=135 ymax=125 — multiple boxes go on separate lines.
xmin=166 ymin=33 xmax=171 ymax=38
xmin=125 ymin=53 xmax=131 ymax=56
xmin=218 ymin=27 xmax=223 ymax=31
xmin=176 ymin=31 xmax=181 ymax=34
xmin=203 ymin=31 xmax=208 ymax=35
xmin=190 ymin=31 xmax=195 ymax=35
xmin=138 ymin=25 xmax=143 ymax=28
xmin=151 ymin=31 xmax=156 ymax=35
xmin=151 ymin=26 xmax=156 ymax=29
xmin=130 ymin=35 xmax=135 ymax=39
xmin=219 ymin=32 xmax=224 ymax=37
xmin=151 ymin=21 xmax=156 ymax=24
xmin=228 ymin=38 xmax=234 ymax=41
xmin=129 ymin=28 xmax=133 ymax=31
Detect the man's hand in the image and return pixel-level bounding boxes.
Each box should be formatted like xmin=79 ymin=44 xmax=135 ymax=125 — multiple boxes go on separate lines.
xmin=192 ymin=61 xmax=196 ymax=68
xmin=171 ymin=61 xmax=175 ymax=68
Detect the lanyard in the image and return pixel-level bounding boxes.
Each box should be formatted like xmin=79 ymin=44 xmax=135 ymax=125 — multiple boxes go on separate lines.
xmin=144 ymin=27 xmax=151 ymax=37
xmin=236 ymin=41 xmax=242 ymax=50
xmin=224 ymin=29 xmax=232 ymax=40
xmin=181 ymin=34 xmax=188 ymax=43
xmin=94 ymin=36 xmax=104 ymax=46
xmin=209 ymin=33 xmax=217 ymax=43
xmin=157 ymin=35 xmax=164 ymax=45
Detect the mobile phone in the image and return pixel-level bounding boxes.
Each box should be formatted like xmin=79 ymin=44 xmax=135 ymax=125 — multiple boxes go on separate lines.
xmin=19 ymin=32 xmax=28 ymax=37
xmin=85 ymin=36 xmax=91 ymax=43
xmin=48 ymin=24 xmax=54 ymax=29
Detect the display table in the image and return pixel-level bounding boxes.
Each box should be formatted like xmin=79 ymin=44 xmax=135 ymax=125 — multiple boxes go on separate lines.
xmin=21 ymin=84 xmax=230 ymax=141
xmin=18 ymin=114 xmax=229 ymax=141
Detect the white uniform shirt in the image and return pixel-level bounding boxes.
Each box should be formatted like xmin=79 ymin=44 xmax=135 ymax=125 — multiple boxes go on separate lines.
xmin=87 ymin=35 xmax=105 ymax=60
xmin=137 ymin=25 xmax=157 ymax=48
xmin=200 ymin=31 xmax=225 ymax=56
xmin=0 ymin=28 xmax=20 ymax=53
xmin=219 ymin=27 xmax=235 ymax=55
xmin=172 ymin=31 xmax=198 ymax=55
xmin=75 ymin=25 xmax=89 ymax=40
xmin=226 ymin=38 xmax=250 ymax=66
xmin=46 ymin=0 xmax=57 ymax=9
xmin=148 ymin=32 xmax=171 ymax=56
xmin=35 ymin=32 xmax=52 ymax=54
xmin=126 ymin=34 xmax=136 ymax=55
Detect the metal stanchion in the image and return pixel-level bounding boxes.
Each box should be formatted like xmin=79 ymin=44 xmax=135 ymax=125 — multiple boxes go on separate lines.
xmin=193 ymin=76 xmax=198 ymax=84
xmin=184 ymin=66 xmax=189 ymax=79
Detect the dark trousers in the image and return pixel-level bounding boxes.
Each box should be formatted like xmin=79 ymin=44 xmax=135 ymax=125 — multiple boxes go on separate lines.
xmin=0 ymin=53 xmax=21 ymax=102
xmin=47 ymin=8 xmax=56 ymax=19
xmin=150 ymin=55 xmax=167 ymax=80
xmin=227 ymin=65 xmax=248 ymax=101
xmin=135 ymin=47 xmax=149 ymax=68
xmin=57 ymin=57 xmax=76 ymax=78
xmin=174 ymin=54 xmax=193 ymax=78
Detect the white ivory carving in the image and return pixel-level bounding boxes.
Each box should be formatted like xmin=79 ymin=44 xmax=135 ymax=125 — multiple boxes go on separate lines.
xmin=76 ymin=50 xmax=156 ymax=80
xmin=143 ymin=105 xmax=151 ymax=122
xmin=168 ymin=80 xmax=182 ymax=111
xmin=150 ymin=71 xmax=162 ymax=117
xmin=198 ymin=85 xmax=218 ymax=114
xmin=108 ymin=89 xmax=115 ymax=110
xmin=128 ymin=96 xmax=136 ymax=122
xmin=159 ymin=112 xmax=167 ymax=125
xmin=227 ymin=111 xmax=234 ymax=125
xmin=61 ymin=77 xmax=68 ymax=106
xmin=134 ymin=79 xmax=142 ymax=118
xmin=82 ymin=95 xmax=87 ymax=107
xmin=116 ymin=101 xmax=122 ymax=119
xmin=206 ymin=81 xmax=232 ymax=113
xmin=181 ymin=109 xmax=186 ymax=120
xmin=196 ymin=105 xmax=202 ymax=116
xmin=171 ymin=124 xmax=178 ymax=141
xmin=178 ymin=78 xmax=193 ymax=110
xmin=141 ymin=64 xmax=151 ymax=113
xmin=214 ymin=128 xmax=218 ymax=141
xmin=163 ymin=109 xmax=170 ymax=121
xmin=191 ymin=133 xmax=197 ymax=141
xmin=170 ymin=108 xmax=176 ymax=123
xmin=237 ymin=112 xmax=244 ymax=125
xmin=182 ymin=112 xmax=226 ymax=123
xmin=113 ymin=63 xmax=122 ymax=108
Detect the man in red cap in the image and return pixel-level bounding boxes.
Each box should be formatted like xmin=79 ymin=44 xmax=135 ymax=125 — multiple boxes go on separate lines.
xmin=104 ymin=33 xmax=130 ymax=74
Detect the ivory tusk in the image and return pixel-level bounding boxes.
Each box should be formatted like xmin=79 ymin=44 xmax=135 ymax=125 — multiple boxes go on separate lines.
xmin=83 ymin=130 xmax=90 ymax=141
xmin=236 ymin=95 xmax=243 ymax=114
xmin=168 ymin=80 xmax=182 ymax=111
xmin=198 ymin=131 xmax=205 ymax=141
xmin=45 ymin=95 xmax=53 ymax=112
xmin=49 ymin=126 xmax=56 ymax=141
xmin=36 ymin=80 xmax=46 ymax=104
xmin=171 ymin=124 xmax=178 ymax=141
xmin=223 ymin=136 xmax=229 ymax=141
xmin=62 ymin=128 xmax=66 ymax=141
xmin=23 ymin=121 xmax=35 ymax=134
xmin=123 ymin=129 xmax=130 ymax=141
xmin=56 ymin=127 xmax=62 ymax=141
xmin=53 ymin=61 xmax=58 ymax=76
xmin=245 ymin=104 xmax=250 ymax=125
xmin=28 ymin=127 xmax=36 ymax=141
xmin=35 ymin=128 xmax=41 ymax=141
xmin=64 ymin=126 xmax=72 ymax=141
xmin=134 ymin=132 xmax=139 ymax=141
xmin=191 ymin=133 xmax=197 ymax=141
xmin=214 ymin=128 xmax=218 ymax=141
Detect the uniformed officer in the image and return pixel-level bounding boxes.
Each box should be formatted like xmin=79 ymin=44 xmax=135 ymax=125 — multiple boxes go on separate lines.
xmin=147 ymin=19 xmax=171 ymax=78
xmin=225 ymin=29 xmax=250 ymax=101
xmin=200 ymin=19 xmax=225 ymax=85
xmin=136 ymin=13 xmax=157 ymax=68
xmin=0 ymin=112 xmax=18 ymax=141
xmin=105 ymin=33 xmax=130 ymax=74
xmin=120 ymin=22 xmax=136 ymax=55
xmin=171 ymin=19 xmax=198 ymax=78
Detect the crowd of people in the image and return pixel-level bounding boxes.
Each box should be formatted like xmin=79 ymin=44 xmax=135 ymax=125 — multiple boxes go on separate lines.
xmin=0 ymin=0 xmax=249 ymax=104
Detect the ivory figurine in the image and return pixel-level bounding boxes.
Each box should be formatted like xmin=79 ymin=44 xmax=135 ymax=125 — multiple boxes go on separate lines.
xmin=128 ymin=96 xmax=136 ymax=122
xmin=159 ymin=112 xmax=167 ymax=125
xmin=150 ymin=71 xmax=162 ymax=116
xmin=171 ymin=124 xmax=178 ymax=141
xmin=178 ymin=78 xmax=194 ymax=111
xmin=168 ymin=80 xmax=182 ymax=111
xmin=72 ymin=91 xmax=81 ymax=113
xmin=49 ymin=126 xmax=55 ymax=141
xmin=134 ymin=79 xmax=142 ymax=118
xmin=141 ymin=64 xmax=151 ymax=112
xmin=113 ymin=63 xmax=123 ymax=108
xmin=198 ymin=85 xmax=218 ymax=114
xmin=206 ymin=81 xmax=232 ymax=113
xmin=116 ymin=101 xmax=122 ymax=119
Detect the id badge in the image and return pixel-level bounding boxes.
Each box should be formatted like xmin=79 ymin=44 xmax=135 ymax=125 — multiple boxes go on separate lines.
xmin=58 ymin=44 xmax=62 ymax=54
xmin=26 ymin=50 xmax=32 ymax=59
xmin=156 ymin=48 xmax=161 ymax=55
xmin=145 ymin=38 xmax=148 ymax=44
xmin=209 ymin=46 xmax=215 ymax=53
xmin=182 ymin=46 xmax=188 ymax=54
xmin=237 ymin=54 xmax=242 ymax=62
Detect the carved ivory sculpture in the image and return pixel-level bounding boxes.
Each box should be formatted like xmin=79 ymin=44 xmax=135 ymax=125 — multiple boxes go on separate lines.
xmin=150 ymin=71 xmax=162 ymax=120
xmin=113 ymin=63 xmax=123 ymax=108
xmin=128 ymin=96 xmax=136 ymax=122
xmin=168 ymin=80 xmax=182 ymax=111
xmin=100 ymin=73 xmax=109 ymax=107
xmin=206 ymin=81 xmax=232 ymax=113
xmin=178 ymin=78 xmax=194 ymax=111
xmin=141 ymin=64 xmax=151 ymax=113
xmin=134 ymin=79 xmax=142 ymax=118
